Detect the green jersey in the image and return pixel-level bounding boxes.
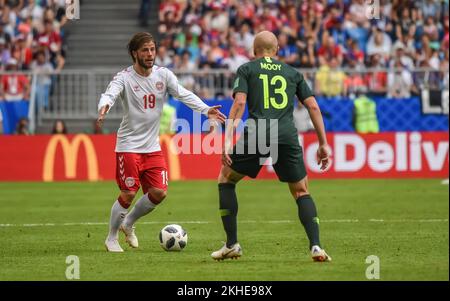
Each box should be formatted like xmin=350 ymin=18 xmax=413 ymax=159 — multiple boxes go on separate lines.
xmin=232 ymin=56 xmax=313 ymax=144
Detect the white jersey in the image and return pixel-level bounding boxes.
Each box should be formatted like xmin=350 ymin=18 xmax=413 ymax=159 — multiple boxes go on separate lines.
xmin=98 ymin=65 xmax=211 ymax=153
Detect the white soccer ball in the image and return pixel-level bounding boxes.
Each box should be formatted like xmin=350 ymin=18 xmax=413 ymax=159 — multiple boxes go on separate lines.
xmin=159 ymin=224 xmax=188 ymax=251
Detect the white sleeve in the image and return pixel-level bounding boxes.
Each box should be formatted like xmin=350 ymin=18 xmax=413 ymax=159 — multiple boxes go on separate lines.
xmin=166 ymin=70 xmax=211 ymax=116
xmin=98 ymin=72 xmax=125 ymax=113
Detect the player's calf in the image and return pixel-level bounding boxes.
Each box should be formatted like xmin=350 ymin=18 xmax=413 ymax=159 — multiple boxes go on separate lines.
xmin=118 ymin=191 xmax=137 ymax=208
xmin=148 ymin=188 xmax=167 ymax=204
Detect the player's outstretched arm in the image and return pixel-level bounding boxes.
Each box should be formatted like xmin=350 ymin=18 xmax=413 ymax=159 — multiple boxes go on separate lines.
xmin=303 ymin=96 xmax=330 ymax=171
xmin=97 ymin=71 xmax=125 ymax=128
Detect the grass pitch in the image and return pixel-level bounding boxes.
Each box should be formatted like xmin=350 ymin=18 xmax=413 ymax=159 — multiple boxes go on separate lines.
xmin=0 ymin=179 xmax=448 ymax=281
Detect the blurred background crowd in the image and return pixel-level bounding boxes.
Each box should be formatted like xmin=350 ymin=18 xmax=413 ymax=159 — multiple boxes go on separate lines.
xmin=157 ymin=0 xmax=448 ymax=71
xmin=156 ymin=0 xmax=449 ymax=98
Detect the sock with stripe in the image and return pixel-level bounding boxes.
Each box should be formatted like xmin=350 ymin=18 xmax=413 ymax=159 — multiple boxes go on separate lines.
xmin=107 ymin=198 xmax=129 ymax=241
xmin=296 ymin=194 xmax=321 ymax=249
xmin=218 ymin=183 xmax=238 ymax=248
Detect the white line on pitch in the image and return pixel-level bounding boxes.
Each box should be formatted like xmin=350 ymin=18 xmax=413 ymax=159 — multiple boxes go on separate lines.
xmin=0 ymin=219 xmax=448 ymax=228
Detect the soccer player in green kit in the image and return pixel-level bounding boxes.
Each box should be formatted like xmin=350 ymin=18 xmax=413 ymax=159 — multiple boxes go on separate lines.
xmin=211 ymin=31 xmax=331 ymax=262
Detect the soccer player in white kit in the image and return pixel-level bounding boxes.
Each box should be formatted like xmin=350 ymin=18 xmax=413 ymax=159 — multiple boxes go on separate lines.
xmin=97 ymin=32 xmax=226 ymax=252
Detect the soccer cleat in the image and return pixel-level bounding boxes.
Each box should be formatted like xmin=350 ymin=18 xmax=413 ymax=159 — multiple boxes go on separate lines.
xmin=311 ymin=245 xmax=332 ymax=262
xmin=120 ymin=224 xmax=139 ymax=248
xmin=105 ymin=238 xmax=124 ymax=252
xmin=211 ymin=242 xmax=242 ymax=261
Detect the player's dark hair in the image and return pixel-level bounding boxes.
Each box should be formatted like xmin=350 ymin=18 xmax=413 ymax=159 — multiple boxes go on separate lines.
xmin=127 ymin=32 xmax=156 ymax=63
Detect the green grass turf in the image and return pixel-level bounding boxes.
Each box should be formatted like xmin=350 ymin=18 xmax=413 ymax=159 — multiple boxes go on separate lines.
xmin=0 ymin=179 xmax=448 ymax=281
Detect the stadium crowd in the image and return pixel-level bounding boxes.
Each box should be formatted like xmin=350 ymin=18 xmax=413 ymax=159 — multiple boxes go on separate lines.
xmin=0 ymin=0 xmax=67 ymax=101
xmin=157 ymin=0 xmax=449 ymax=98
xmin=0 ymin=0 xmax=67 ymax=134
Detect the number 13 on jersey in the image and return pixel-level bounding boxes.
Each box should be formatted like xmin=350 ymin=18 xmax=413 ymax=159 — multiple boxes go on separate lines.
xmin=259 ymin=74 xmax=288 ymax=109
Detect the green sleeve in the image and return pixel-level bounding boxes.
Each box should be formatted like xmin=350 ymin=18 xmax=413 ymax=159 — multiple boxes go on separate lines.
xmin=296 ymin=72 xmax=314 ymax=104
xmin=232 ymin=65 xmax=248 ymax=97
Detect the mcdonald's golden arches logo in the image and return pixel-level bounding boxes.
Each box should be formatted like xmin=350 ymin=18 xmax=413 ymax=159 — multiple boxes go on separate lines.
xmin=43 ymin=134 xmax=99 ymax=182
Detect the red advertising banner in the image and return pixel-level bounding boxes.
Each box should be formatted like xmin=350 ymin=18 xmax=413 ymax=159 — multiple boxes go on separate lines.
xmin=0 ymin=132 xmax=448 ymax=182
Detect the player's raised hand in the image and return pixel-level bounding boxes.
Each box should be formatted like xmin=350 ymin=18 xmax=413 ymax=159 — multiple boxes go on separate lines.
xmin=207 ymin=105 xmax=226 ymax=124
xmin=316 ymin=144 xmax=330 ymax=171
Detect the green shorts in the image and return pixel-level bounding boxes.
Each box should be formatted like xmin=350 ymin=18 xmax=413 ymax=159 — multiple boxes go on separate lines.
xmin=230 ymin=143 xmax=307 ymax=183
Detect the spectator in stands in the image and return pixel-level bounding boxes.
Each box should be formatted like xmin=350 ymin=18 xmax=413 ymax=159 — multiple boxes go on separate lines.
xmin=208 ymin=37 xmax=226 ymax=65
xmin=315 ymin=57 xmax=346 ymax=97
xmin=349 ymin=0 xmax=370 ymax=28
xmin=203 ymin=2 xmax=229 ymax=35
xmin=277 ymin=32 xmax=299 ymax=67
xmin=0 ymin=37 xmax=11 ymax=67
xmin=282 ymin=4 xmax=301 ymax=38
xmin=37 ymin=19 xmax=63 ymax=67
xmin=234 ymin=23 xmax=254 ymax=57
xmin=390 ymin=41 xmax=414 ymax=70
xmin=317 ymin=34 xmax=343 ymax=67
xmin=52 ymin=119 xmax=67 ymax=134
xmin=411 ymin=59 xmax=441 ymax=96
xmin=158 ymin=0 xmax=183 ymax=36
xmin=344 ymin=59 xmax=366 ymax=99
xmin=155 ymin=45 xmax=173 ymax=67
xmin=227 ymin=33 xmax=247 ymax=58
xmin=15 ymin=117 xmax=29 ymax=135
xmin=344 ymin=38 xmax=364 ymax=68
xmin=300 ymin=0 xmax=324 ymax=19
xmin=387 ymin=59 xmax=413 ymax=98
xmin=366 ymin=26 xmax=392 ymax=64
xmin=0 ymin=58 xmax=30 ymax=101
xmin=395 ymin=5 xmax=415 ymax=42
xmin=159 ymin=0 xmax=183 ymax=25
xmin=399 ymin=29 xmax=417 ymax=61
xmin=177 ymin=50 xmax=196 ymax=91
xmin=12 ymin=34 xmax=33 ymax=70
xmin=421 ymin=0 xmax=441 ymax=20
xmin=254 ymin=3 xmax=282 ymax=33
xmin=298 ymin=35 xmax=317 ymax=68
xmin=222 ymin=47 xmax=248 ymax=73
xmin=168 ymin=53 xmax=181 ymax=69
xmin=1 ymin=4 xmax=17 ymax=38
xmin=424 ymin=15 xmax=440 ymax=45
xmin=0 ymin=22 xmax=11 ymax=46
xmin=365 ymin=54 xmax=388 ymax=97
xmin=19 ymin=0 xmax=45 ymax=32
xmin=31 ymin=50 xmax=54 ymax=109
xmin=184 ymin=0 xmax=207 ymax=27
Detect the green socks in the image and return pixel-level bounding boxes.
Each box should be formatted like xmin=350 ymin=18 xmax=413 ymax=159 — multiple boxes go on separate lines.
xmin=218 ymin=183 xmax=238 ymax=248
xmin=296 ymin=195 xmax=321 ymax=249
